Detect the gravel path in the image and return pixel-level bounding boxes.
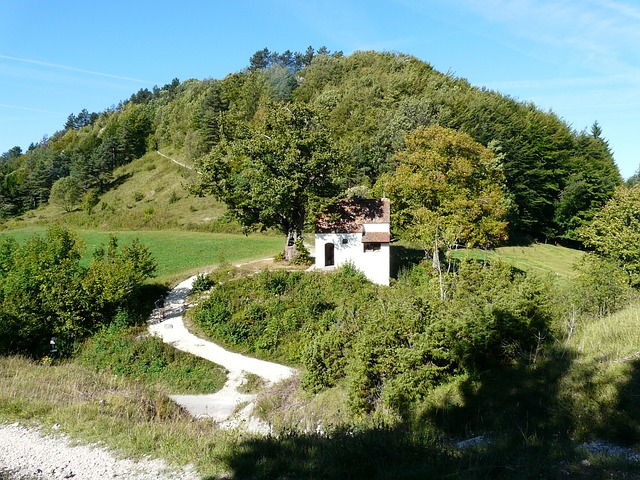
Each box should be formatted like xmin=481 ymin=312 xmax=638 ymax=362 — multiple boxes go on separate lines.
xmin=148 ymin=273 xmax=296 ymax=433
xmin=0 ymin=423 xmax=199 ymax=480
xmin=0 ymin=271 xmax=297 ymax=478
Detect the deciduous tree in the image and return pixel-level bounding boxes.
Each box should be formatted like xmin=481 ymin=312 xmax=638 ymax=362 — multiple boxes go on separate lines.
xmin=198 ymin=101 xmax=341 ymax=260
xmin=376 ymin=125 xmax=508 ymax=298
xmin=49 ymin=176 xmax=82 ymax=212
xmin=579 ymin=184 xmax=640 ymax=285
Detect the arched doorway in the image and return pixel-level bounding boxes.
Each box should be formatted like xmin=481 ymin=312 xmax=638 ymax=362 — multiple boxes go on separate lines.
xmin=324 ymin=242 xmax=335 ymax=267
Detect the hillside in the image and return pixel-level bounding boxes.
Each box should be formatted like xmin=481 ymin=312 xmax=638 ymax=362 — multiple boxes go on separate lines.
xmin=0 ymin=49 xmax=622 ymax=244
xmin=2 ymin=151 xmax=231 ymax=233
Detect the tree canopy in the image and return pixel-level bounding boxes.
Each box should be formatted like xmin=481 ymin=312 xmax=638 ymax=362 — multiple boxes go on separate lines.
xmin=376 ymin=125 xmax=508 ymax=297
xmin=579 ymin=184 xmax=640 ymax=285
xmin=197 ymin=101 xmax=341 ymax=257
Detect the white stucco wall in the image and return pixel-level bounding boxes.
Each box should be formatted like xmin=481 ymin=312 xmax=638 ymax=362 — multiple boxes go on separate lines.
xmin=362 ymin=223 xmax=389 ymax=233
xmin=315 ymin=232 xmax=390 ymax=286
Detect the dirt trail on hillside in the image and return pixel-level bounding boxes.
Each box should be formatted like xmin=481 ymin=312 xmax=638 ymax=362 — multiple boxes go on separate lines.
xmin=148 ymin=273 xmax=296 ymax=433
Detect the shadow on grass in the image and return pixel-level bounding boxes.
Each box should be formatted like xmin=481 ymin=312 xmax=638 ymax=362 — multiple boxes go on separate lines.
xmin=216 ymin=348 xmax=640 ymax=479
xmin=106 ymin=172 xmax=133 ymax=190
xmin=599 ymin=358 xmax=640 ymax=444
xmin=214 ymin=426 xmax=447 ymax=480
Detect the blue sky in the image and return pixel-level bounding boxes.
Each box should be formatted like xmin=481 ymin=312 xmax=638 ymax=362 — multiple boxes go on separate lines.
xmin=1 ymin=0 xmax=638 ymax=178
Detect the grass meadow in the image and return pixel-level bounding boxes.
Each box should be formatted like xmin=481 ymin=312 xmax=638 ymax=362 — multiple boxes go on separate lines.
xmin=0 ymin=227 xmax=283 ymax=285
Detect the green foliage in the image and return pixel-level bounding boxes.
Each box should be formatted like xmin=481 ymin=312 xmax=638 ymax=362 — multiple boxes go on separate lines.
xmin=190 ymin=272 xmax=214 ymax=295
xmin=80 ymin=188 xmax=100 ymax=215
xmin=197 ymin=101 xmax=342 ymax=249
xmin=79 ymin=325 xmax=225 ymax=394
xmin=193 ymin=259 xmax=554 ymax=416
xmin=571 ymin=253 xmax=634 ymax=318
xmin=579 ymin=184 xmax=640 ymax=285
xmin=0 ymin=227 xmax=157 ymax=356
xmin=49 ymin=176 xmax=82 ymax=212
xmin=376 ymin=125 xmax=508 ymax=299
xmin=377 ymin=125 xmax=508 ymax=254
xmin=290 ymin=238 xmax=312 ymax=265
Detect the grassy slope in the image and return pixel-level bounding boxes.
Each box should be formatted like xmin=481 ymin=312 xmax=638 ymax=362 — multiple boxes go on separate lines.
xmin=2 ymin=151 xmax=228 ymax=233
xmin=455 ymin=243 xmax=585 ymax=278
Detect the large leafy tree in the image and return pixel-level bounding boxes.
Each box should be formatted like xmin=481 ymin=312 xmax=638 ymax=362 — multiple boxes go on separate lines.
xmin=49 ymin=176 xmax=82 ymax=212
xmin=579 ymin=184 xmax=640 ymax=286
xmin=198 ymin=101 xmax=341 ymax=259
xmin=376 ymin=125 xmax=508 ymax=298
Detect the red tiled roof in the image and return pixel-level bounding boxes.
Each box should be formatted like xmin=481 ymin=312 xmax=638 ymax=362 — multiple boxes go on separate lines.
xmin=315 ymin=198 xmax=390 ymax=234
xmin=361 ymin=231 xmax=391 ymax=243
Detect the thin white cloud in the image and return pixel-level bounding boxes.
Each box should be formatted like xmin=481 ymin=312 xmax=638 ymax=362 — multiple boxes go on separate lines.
xmin=0 ymin=103 xmax=61 ymax=115
xmin=0 ymin=54 xmax=154 ymax=85
xmin=592 ymin=0 xmax=640 ymax=21
xmin=485 ymin=73 xmax=640 ymax=91
xmin=452 ymin=0 xmax=640 ymax=69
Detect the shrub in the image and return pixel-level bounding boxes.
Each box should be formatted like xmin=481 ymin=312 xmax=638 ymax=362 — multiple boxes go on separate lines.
xmin=191 ymin=273 xmax=214 ymax=295
xmin=192 ymin=259 xmax=556 ymax=417
xmin=0 ymin=228 xmax=157 ymax=357
xmin=168 ymin=190 xmax=181 ymax=204
xmin=291 ymin=239 xmax=312 ymax=265
xmin=79 ymin=325 xmax=225 ymax=393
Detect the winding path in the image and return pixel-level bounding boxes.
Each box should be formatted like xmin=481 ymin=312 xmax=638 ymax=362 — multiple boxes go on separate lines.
xmin=148 ymin=274 xmax=296 ymax=432
xmin=156 ymin=150 xmax=202 ymax=174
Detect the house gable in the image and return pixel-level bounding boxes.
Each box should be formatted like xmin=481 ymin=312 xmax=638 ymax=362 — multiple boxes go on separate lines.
xmin=315 ymin=198 xmax=390 ymax=285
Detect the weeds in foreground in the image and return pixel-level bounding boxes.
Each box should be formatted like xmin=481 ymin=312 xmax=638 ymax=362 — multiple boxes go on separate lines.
xmin=0 ymin=356 xmax=236 ymax=478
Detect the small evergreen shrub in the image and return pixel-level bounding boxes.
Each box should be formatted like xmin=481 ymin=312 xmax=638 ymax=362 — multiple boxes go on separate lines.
xmin=191 ymin=273 xmax=214 ymax=295
xmin=291 ymin=239 xmax=312 ymax=265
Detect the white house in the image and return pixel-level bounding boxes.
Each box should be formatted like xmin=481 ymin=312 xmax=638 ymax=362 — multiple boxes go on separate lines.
xmin=314 ymin=198 xmax=390 ymax=286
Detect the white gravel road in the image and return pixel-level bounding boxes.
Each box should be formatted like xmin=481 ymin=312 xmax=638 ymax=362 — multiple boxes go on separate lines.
xmin=0 ymin=423 xmax=200 ymax=480
xmin=0 ymin=271 xmax=297 ymax=479
xmin=148 ymin=273 xmax=296 ymax=432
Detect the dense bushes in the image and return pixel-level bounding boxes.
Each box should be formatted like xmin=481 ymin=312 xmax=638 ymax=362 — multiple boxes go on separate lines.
xmin=192 ymin=260 xmax=555 ymax=415
xmin=0 ymin=226 xmax=156 ymax=356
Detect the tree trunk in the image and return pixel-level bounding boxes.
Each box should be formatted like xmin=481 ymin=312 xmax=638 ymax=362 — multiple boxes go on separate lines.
xmin=284 ymin=230 xmax=300 ymax=262
xmin=432 ymin=240 xmax=446 ymax=301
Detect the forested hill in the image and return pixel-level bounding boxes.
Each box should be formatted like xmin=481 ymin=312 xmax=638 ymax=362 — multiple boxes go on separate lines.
xmin=0 ymin=48 xmax=622 ymax=242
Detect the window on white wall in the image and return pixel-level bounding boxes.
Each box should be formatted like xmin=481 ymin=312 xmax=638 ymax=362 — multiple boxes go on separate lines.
xmin=364 ymin=242 xmax=381 ymax=252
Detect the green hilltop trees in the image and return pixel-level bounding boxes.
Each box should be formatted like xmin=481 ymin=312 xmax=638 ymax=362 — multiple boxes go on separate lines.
xmin=0 ymin=48 xmax=623 ymax=246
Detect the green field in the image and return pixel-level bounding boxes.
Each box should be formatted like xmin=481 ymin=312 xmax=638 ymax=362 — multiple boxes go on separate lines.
xmin=454 ymin=242 xmax=585 ymax=278
xmin=0 ymin=227 xmax=283 ymax=284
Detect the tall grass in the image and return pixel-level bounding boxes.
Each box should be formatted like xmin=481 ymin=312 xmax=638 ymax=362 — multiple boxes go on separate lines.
xmin=0 ymin=356 xmax=235 ymax=478
xmin=569 ymin=302 xmax=640 ymax=362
